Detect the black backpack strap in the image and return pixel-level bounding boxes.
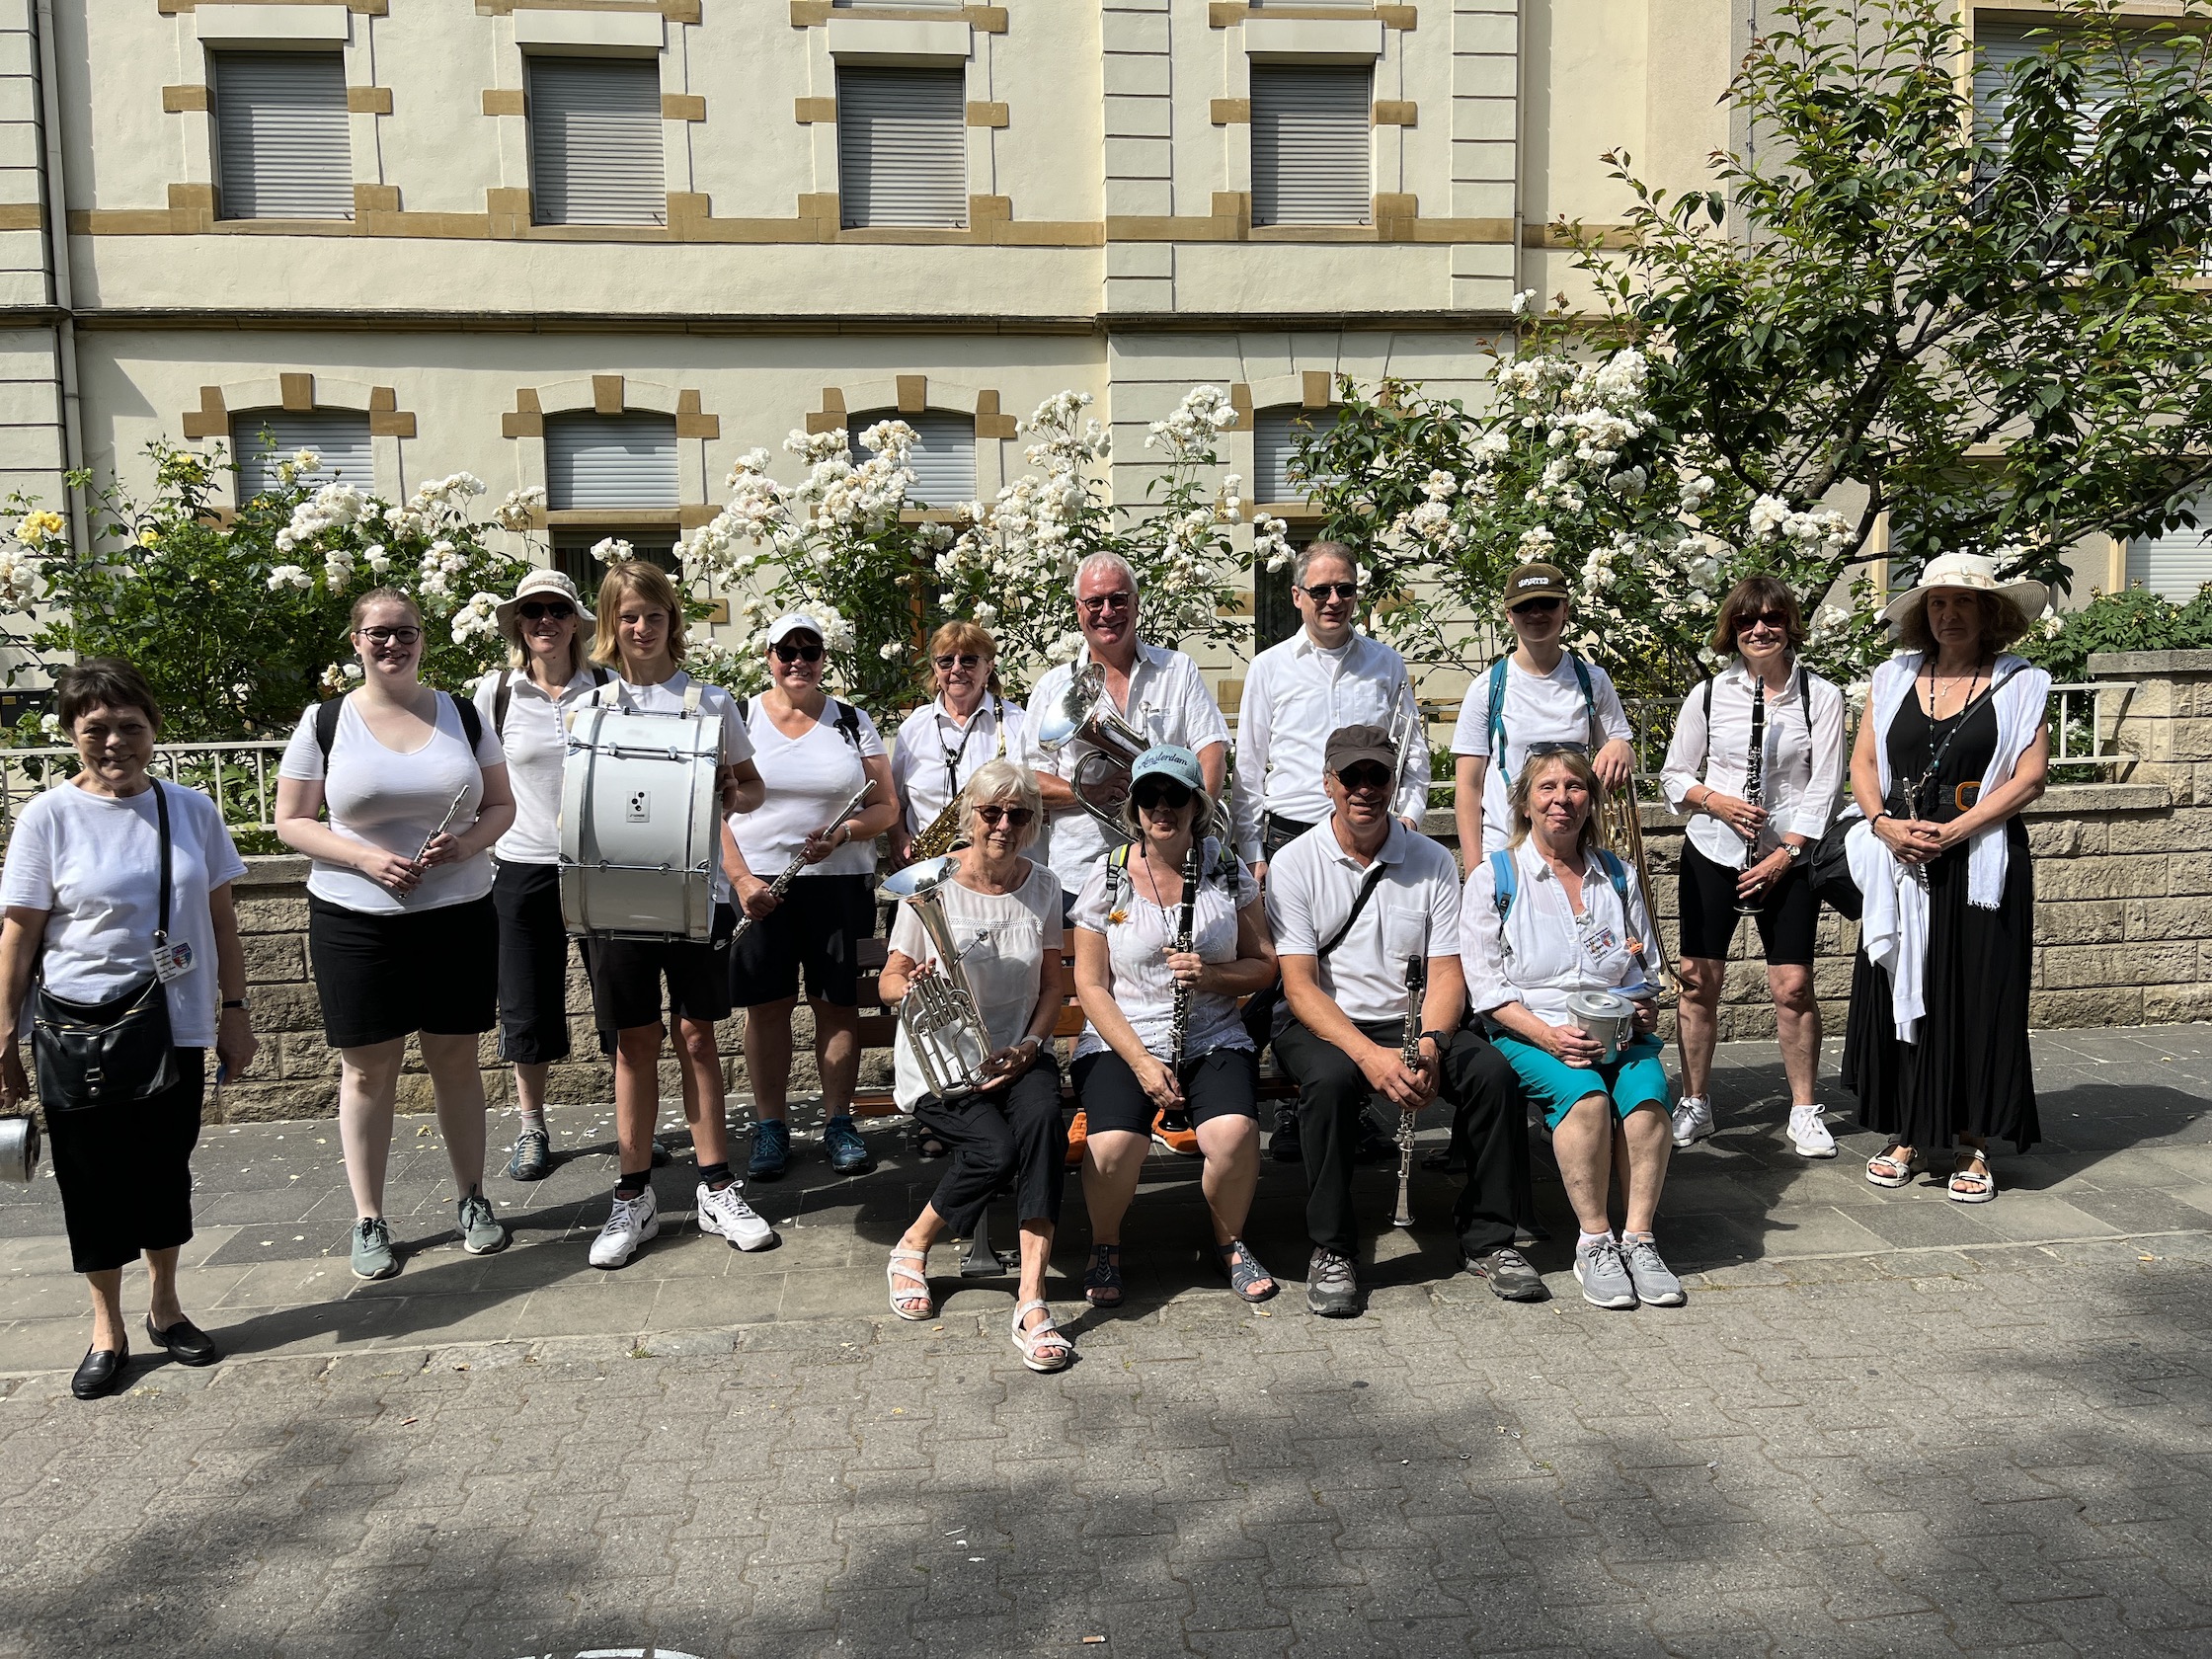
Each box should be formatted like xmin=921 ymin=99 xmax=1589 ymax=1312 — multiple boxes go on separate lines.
xmin=449 ymin=690 xmax=484 ymax=753
xmin=492 ymin=672 xmax=514 ymax=739
xmin=1701 ymin=675 xmax=1713 ymax=724
xmin=592 ymin=667 xmax=611 ymax=687
xmin=834 ymin=699 xmax=861 ymax=750
xmin=314 ymin=696 xmax=344 ymax=767
xmin=736 ymin=697 xmax=750 ymax=723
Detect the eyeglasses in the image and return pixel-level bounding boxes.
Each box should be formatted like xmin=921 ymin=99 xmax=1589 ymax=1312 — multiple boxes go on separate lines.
xmin=1302 ymin=581 xmax=1358 ymax=603
xmin=516 ymin=601 xmax=574 ymax=623
xmin=1509 ymin=596 xmax=1564 ymax=616
xmin=1735 ymin=610 xmax=1791 ymax=635
xmin=1132 ymin=780 xmax=1194 ymax=811
xmin=975 ymin=804 xmax=1035 ymax=828
xmin=356 ymin=625 xmax=422 ymax=646
xmin=934 ymin=653 xmax=984 ymax=672
xmin=1335 ymin=764 xmax=1393 ymax=793
xmin=771 ymin=640 xmax=825 ymax=664
xmin=1077 ymin=592 xmax=1134 ymax=615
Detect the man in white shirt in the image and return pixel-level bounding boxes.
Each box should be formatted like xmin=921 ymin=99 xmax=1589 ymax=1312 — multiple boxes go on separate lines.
xmin=1451 ymin=562 xmax=1637 ymax=859
xmin=1017 ymin=551 xmax=1229 ymax=908
xmin=1232 ymin=542 xmax=1428 ymax=876
xmin=1266 ymin=724 xmax=1540 ymax=1316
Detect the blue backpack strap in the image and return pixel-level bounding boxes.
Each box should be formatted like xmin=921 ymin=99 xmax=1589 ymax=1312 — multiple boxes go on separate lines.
xmin=1567 ymin=650 xmax=1599 ymax=745
xmin=1594 ymin=847 xmax=1629 ymax=906
xmin=1487 ymin=847 xmax=1518 ymax=922
xmin=1484 ymin=656 xmax=1510 ymax=759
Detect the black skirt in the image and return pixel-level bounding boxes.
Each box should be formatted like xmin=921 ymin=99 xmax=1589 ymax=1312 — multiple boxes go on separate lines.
xmin=45 ymin=1048 xmax=206 ymax=1274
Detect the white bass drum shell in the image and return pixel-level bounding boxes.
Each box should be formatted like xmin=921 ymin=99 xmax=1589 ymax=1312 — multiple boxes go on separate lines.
xmin=559 ymin=702 xmax=722 ymax=941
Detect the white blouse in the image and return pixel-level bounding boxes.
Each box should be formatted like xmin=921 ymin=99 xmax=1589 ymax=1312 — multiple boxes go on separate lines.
xmin=1660 ymin=661 xmax=1848 ymax=870
xmin=1069 ymin=840 xmax=1259 ymax=1063
xmin=1460 ymin=841 xmax=1661 ymax=1026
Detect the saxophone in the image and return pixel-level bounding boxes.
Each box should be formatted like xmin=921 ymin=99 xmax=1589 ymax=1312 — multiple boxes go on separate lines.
xmin=1392 ymin=951 xmax=1427 ymax=1229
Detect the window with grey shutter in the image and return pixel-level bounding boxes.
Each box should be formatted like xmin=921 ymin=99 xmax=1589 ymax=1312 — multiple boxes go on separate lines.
xmin=231 ymin=409 xmax=374 ymax=500
xmin=211 ymin=51 xmax=353 ymax=221
xmin=836 ymin=67 xmax=968 ymax=230
xmin=550 ymin=527 xmax=679 ymax=592
xmin=544 ymin=413 xmax=679 ymax=511
xmin=2128 ymin=495 xmax=2212 ymax=601
xmin=527 ymin=57 xmax=667 ymax=227
xmin=850 ymin=409 xmax=977 ymax=506
xmin=1253 ymin=406 xmax=1339 ymax=502
xmin=1250 ymin=64 xmax=1373 ymax=227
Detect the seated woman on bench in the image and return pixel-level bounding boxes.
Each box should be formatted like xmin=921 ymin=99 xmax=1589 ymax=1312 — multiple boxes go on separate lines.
xmin=1069 ymin=745 xmax=1281 ymax=1308
xmin=879 ymin=759 xmax=1073 ymax=1372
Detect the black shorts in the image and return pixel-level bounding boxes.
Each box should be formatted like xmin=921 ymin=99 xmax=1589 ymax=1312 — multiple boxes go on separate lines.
xmin=585 ymin=907 xmax=736 ymax=1033
xmin=308 ymin=892 xmax=498 ymax=1049
xmin=492 ymin=860 xmax=576 ymax=1065
xmin=1677 ymin=840 xmax=1818 ymax=968
xmin=1071 ymin=1045 xmax=1260 ymax=1136
xmin=45 ymin=1048 xmax=205 ymax=1274
xmin=727 ymin=873 xmax=874 ymax=1008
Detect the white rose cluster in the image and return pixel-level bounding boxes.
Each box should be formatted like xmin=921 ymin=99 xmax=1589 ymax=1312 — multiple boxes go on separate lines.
xmin=450 ymin=591 xmax=504 ymax=645
xmin=1747 ymin=493 xmax=1850 ymax=557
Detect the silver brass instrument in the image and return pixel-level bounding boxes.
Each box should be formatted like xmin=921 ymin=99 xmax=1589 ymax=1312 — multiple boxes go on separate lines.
xmin=881 ymin=855 xmax=995 ymax=1100
xmin=908 ymin=696 xmax=1008 ymax=862
xmin=1594 ymin=774 xmax=1678 ymax=998
xmin=730 ymin=779 xmax=876 ymax=945
xmin=1392 ymin=952 xmax=1426 ymax=1229
xmin=1035 ymin=664 xmax=1153 ymax=839
xmin=1734 ymin=673 xmax=1769 ymax=915
xmin=0 ymin=1112 xmax=39 ymax=1183
xmin=1384 ymin=681 xmax=1422 ymax=808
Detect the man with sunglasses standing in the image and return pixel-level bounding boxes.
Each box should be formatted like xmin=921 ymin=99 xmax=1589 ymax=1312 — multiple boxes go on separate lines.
xmin=1451 ymin=563 xmax=1637 ymax=861
xmin=1266 ymin=725 xmax=1537 ymax=1316
xmin=1017 ymin=552 xmax=1229 ymax=915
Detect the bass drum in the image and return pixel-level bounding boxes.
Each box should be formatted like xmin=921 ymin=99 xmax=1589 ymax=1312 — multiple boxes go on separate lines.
xmin=559 ymin=700 xmax=723 ymax=941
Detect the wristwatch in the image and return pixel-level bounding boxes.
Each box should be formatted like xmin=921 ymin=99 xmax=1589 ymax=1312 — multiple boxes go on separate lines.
xmin=221 ymin=997 xmax=251 ymax=1012
xmin=1420 ymin=1029 xmax=1453 ymax=1049
xmin=1781 ymin=842 xmax=1807 ymax=863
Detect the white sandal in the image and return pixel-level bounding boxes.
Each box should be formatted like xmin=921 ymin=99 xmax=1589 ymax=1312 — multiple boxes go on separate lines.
xmin=886 ymin=1245 xmax=933 ymax=1320
xmin=1009 ymin=1299 xmax=1072 ymax=1373
xmin=1865 ymin=1145 xmax=1921 ymax=1188
xmin=1947 ymin=1150 xmax=1997 ymax=1205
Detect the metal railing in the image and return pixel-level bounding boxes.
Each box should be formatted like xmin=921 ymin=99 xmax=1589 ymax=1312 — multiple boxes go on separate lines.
xmin=0 ymin=741 xmax=292 ymax=844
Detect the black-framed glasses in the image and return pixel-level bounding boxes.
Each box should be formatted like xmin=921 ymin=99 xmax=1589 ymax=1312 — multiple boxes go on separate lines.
xmin=1077 ymin=592 xmax=1134 ymax=615
xmin=356 ymin=625 xmax=422 ymax=646
xmin=1509 ymin=595 xmax=1563 ymax=616
xmin=1132 ymin=780 xmax=1194 ymax=811
xmin=1302 ymin=581 xmax=1358 ymax=603
xmin=772 ymin=640 xmax=825 ymax=664
xmin=1335 ymin=763 xmax=1392 ymax=793
xmin=516 ymin=600 xmax=574 ymax=623
xmin=976 ymin=804 xmax=1035 ymax=828
xmin=934 ymin=652 xmax=984 ymax=672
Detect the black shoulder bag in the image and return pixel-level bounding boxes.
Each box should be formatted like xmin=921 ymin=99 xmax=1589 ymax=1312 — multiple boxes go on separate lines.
xmin=33 ymin=781 xmax=180 ymax=1112
xmin=1242 ymin=854 xmax=1392 ymax=1044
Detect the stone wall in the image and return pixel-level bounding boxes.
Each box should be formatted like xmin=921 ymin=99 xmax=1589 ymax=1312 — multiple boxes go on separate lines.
xmin=213 ymin=653 xmax=2212 ymax=1123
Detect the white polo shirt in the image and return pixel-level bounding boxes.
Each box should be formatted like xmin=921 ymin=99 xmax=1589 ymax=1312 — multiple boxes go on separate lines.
xmin=1263 ymin=815 xmax=1462 ymax=1027
xmin=471 ymin=665 xmax=611 ymax=866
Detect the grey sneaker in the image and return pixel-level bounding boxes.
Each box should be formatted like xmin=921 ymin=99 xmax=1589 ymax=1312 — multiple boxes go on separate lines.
xmin=1671 ymin=1095 xmax=1713 ymax=1148
xmin=1467 ymin=1245 xmax=1548 ymax=1303
xmin=1620 ymin=1233 xmax=1685 ymax=1306
xmin=1573 ymin=1237 xmax=1637 ymax=1310
xmin=1305 ymin=1248 xmax=1360 ymax=1317
xmin=457 ymin=1189 xmax=509 ymax=1256
xmin=823 ymin=1115 xmax=870 ymax=1174
xmin=506 ymin=1126 xmax=552 ymax=1181
xmin=350 ymin=1217 xmax=397 ymax=1281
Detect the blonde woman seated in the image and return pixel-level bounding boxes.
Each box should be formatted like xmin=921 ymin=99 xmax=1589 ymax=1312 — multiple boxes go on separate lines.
xmin=878 ymin=759 xmax=1073 ymax=1372
xmin=1461 ymin=748 xmax=1683 ymax=1312
xmin=1070 ymin=746 xmax=1281 ymax=1306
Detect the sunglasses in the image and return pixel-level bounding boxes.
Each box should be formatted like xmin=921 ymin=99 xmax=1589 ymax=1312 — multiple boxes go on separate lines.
xmin=1509 ymin=596 xmax=1564 ymax=616
xmin=934 ymin=653 xmax=984 ymax=672
xmin=356 ymin=625 xmax=421 ymax=646
xmin=1302 ymin=581 xmax=1358 ymax=603
xmin=516 ymin=600 xmax=574 ymax=623
xmin=1735 ymin=610 xmax=1791 ymax=634
xmin=771 ymin=640 xmax=825 ymax=664
xmin=1335 ymin=764 xmax=1393 ymax=793
xmin=975 ymin=804 xmax=1035 ymax=828
xmin=1525 ymin=741 xmax=1588 ymax=760
xmin=1078 ymin=592 xmax=1134 ymax=615
xmin=1132 ymin=780 xmax=1194 ymax=811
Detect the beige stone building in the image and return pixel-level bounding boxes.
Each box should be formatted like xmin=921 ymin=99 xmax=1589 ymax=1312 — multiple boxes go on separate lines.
xmin=0 ymin=0 xmax=2199 ymax=703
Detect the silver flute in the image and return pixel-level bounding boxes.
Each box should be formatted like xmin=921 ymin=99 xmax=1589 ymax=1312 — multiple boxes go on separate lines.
xmin=730 ymin=778 xmax=876 ymax=945
xmin=1392 ymin=952 xmax=1427 ymax=1229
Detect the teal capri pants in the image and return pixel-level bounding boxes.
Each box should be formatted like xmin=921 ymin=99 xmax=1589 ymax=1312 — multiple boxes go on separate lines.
xmin=1492 ymin=1033 xmax=1671 ymax=1130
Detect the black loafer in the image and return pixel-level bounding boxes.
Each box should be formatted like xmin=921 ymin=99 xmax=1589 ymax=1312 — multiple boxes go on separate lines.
xmin=144 ymin=1315 xmax=222 ymax=1367
xmin=71 ymin=1343 xmax=127 ymax=1400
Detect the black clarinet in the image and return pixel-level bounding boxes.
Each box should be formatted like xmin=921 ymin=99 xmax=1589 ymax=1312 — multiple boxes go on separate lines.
xmin=1734 ymin=674 xmax=1768 ymax=915
xmin=1392 ymin=953 xmax=1426 ymax=1229
xmin=1159 ymin=838 xmax=1201 ymax=1135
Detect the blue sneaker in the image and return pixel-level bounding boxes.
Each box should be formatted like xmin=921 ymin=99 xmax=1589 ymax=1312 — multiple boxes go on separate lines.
xmin=748 ymin=1118 xmax=791 ymax=1182
xmin=824 ymin=1115 xmax=871 ymax=1174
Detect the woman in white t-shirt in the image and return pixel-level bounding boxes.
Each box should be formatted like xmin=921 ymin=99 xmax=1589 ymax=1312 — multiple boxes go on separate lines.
xmin=726 ymin=613 xmax=899 ymax=1183
xmin=276 ymin=588 xmax=517 ymax=1284
xmin=879 ymin=759 xmax=1072 ymax=1371
xmin=579 ymin=560 xmax=771 ymax=1274
xmin=0 ymin=660 xmax=256 ymax=1399
xmin=1070 ymin=746 xmax=1280 ymax=1307
xmin=889 ymin=620 xmax=1027 ymax=868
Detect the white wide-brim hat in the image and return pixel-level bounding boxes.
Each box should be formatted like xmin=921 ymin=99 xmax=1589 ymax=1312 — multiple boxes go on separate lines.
xmin=1880 ymin=551 xmax=2050 ymax=630
xmin=495 ymin=568 xmax=594 ymax=646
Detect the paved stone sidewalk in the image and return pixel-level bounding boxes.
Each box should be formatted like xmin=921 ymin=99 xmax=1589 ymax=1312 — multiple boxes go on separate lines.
xmin=2 ymin=1028 xmax=2211 ymax=1656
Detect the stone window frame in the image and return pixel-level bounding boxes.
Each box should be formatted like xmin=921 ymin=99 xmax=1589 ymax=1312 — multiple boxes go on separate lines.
xmin=805 ymin=375 xmax=1012 ymax=514
xmin=1232 ymin=372 xmax=1338 ymax=518
xmin=500 ymin=375 xmax=722 ymax=533
xmin=181 ymin=375 xmax=415 ymax=508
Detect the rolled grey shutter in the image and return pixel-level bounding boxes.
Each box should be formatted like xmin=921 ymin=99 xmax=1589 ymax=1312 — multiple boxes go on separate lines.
xmin=212 ymin=52 xmax=353 ymax=220
xmin=544 ymin=413 xmax=679 ymax=510
xmin=1252 ymin=407 xmax=1338 ymax=502
xmin=850 ymin=409 xmax=977 ymax=506
xmin=836 ymin=67 xmax=968 ymax=229
xmin=2128 ymin=496 xmax=2212 ymax=601
xmin=527 ymin=58 xmax=667 ymax=227
xmin=231 ymin=410 xmax=374 ymax=499
xmin=1250 ymin=64 xmax=1373 ymax=226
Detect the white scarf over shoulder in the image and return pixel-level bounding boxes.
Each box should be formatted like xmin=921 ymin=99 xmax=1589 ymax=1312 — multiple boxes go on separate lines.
xmin=1868 ymin=651 xmax=2050 ymax=910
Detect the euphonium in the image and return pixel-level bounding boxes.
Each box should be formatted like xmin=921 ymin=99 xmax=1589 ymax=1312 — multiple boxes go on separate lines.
xmin=882 ymin=855 xmax=995 ymax=1100
xmin=1035 ymin=664 xmax=1152 ymax=839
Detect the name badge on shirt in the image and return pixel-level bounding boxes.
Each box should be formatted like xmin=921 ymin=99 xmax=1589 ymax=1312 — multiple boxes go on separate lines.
xmin=151 ymin=937 xmax=195 ymax=984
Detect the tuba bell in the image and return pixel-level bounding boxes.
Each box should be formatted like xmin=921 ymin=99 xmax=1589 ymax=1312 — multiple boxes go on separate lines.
xmin=882 ymin=855 xmax=997 ymax=1100
xmin=1034 ymin=664 xmax=1154 ymax=839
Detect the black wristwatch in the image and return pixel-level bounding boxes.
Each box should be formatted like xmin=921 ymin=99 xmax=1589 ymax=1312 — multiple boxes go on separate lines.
xmin=1420 ymin=1029 xmax=1453 ymax=1049
xmin=221 ymin=997 xmax=251 ymax=1011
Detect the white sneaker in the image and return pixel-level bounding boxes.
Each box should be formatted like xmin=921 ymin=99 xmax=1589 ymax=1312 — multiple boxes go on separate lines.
xmin=590 ymin=1187 xmax=660 ymax=1269
xmin=696 ymin=1180 xmax=778 ymax=1251
xmin=1671 ymin=1095 xmax=1713 ymax=1148
xmin=1787 ymin=1104 xmax=1838 ymax=1159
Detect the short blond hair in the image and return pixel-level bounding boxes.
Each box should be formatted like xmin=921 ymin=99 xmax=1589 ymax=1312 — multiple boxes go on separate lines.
xmin=591 ymin=561 xmax=688 ymax=668
xmin=1507 ymin=747 xmax=1601 ymax=853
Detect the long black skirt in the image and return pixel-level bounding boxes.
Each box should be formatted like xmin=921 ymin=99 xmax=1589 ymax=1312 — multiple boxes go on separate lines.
xmin=1841 ymin=822 xmax=2038 ymax=1153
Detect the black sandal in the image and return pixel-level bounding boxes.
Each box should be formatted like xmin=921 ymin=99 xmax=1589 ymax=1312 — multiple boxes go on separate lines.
xmin=1215 ymin=1239 xmax=1278 ymax=1304
xmin=910 ymin=1125 xmax=949 ymax=1160
xmin=1083 ymin=1242 xmax=1123 ymax=1307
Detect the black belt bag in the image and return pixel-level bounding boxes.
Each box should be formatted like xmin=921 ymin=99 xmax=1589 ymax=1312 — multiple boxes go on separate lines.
xmin=32 ymin=781 xmax=178 ymax=1112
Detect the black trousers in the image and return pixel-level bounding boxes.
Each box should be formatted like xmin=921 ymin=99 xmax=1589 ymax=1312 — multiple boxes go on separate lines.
xmin=1272 ymin=1017 xmax=1525 ymax=1258
xmin=492 ymin=860 xmax=576 ymax=1065
xmin=911 ymin=1057 xmax=1066 ymax=1236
